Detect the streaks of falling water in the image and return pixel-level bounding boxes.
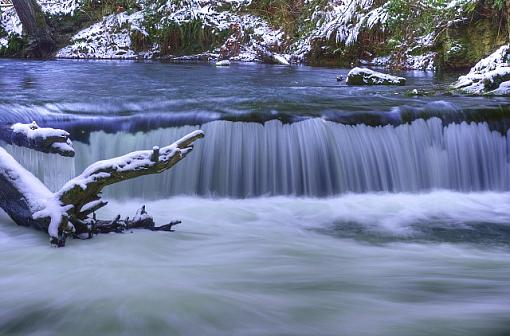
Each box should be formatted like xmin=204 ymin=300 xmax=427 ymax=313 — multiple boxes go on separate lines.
xmin=8 ymin=118 xmax=510 ymax=198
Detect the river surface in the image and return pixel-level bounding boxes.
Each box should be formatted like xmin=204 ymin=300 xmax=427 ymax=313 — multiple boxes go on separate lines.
xmin=1 ymin=59 xmax=510 ymax=336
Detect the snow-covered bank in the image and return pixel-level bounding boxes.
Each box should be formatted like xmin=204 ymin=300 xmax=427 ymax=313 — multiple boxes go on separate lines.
xmin=55 ymin=0 xmax=289 ymax=62
xmin=453 ymin=45 xmax=510 ymax=96
xmin=56 ymin=11 xmax=153 ymax=59
xmin=2 ymin=0 xmax=504 ymax=69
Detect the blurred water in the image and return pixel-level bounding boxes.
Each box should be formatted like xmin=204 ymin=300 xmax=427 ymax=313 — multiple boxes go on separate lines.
xmin=1 ymin=192 xmax=510 ymax=335
xmin=6 ymin=118 xmax=510 ymax=197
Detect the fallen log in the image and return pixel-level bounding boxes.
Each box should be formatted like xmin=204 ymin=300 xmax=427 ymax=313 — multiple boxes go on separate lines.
xmin=0 ymin=123 xmax=204 ymax=246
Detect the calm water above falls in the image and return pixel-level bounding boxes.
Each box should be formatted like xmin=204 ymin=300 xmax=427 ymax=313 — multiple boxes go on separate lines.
xmin=0 ymin=59 xmax=509 ymax=130
xmin=1 ymin=59 xmax=510 ymax=336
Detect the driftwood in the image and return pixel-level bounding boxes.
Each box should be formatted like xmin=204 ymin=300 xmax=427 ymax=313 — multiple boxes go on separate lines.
xmin=0 ymin=122 xmax=204 ymax=246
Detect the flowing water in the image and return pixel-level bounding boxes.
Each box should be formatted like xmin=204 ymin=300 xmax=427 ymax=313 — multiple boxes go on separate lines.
xmin=1 ymin=59 xmax=510 ymax=335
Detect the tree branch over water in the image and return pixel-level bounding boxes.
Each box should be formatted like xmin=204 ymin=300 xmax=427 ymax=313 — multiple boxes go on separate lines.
xmin=0 ymin=123 xmax=204 ymax=246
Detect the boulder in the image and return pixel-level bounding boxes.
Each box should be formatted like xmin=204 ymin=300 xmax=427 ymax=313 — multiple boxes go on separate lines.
xmin=453 ymin=45 xmax=510 ymax=95
xmin=216 ymin=60 xmax=231 ymax=66
xmin=346 ymin=67 xmax=406 ymax=86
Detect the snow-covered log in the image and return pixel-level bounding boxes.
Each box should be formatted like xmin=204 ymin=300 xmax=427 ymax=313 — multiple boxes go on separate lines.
xmin=0 ymin=128 xmax=204 ymax=246
xmin=0 ymin=122 xmax=75 ymax=157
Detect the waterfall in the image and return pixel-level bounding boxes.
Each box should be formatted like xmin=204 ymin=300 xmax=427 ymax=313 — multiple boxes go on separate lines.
xmin=6 ymin=118 xmax=510 ymax=198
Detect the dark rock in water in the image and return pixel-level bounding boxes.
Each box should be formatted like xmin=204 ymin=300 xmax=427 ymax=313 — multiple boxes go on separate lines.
xmin=346 ymin=67 xmax=406 ymax=86
xmin=336 ymin=76 xmax=343 ymax=82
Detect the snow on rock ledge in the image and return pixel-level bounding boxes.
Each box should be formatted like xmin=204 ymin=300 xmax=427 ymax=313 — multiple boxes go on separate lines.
xmin=346 ymin=68 xmax=406 ymax=86
xmin=453 ymin=45 xmax=510 ymax=95
xmin=56 ymin=11 xmax=153 ymax=59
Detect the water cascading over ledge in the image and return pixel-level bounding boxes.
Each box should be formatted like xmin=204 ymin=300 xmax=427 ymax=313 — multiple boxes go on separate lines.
xmin=5 ymin=118 xmax=510 ymax=198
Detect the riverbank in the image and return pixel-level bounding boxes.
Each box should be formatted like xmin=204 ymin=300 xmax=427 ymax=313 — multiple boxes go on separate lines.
xmin=1 ymin=0 xmax=508 ymax=71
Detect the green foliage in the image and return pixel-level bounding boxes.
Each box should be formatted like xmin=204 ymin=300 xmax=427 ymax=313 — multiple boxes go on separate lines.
xmin=490 ymin=0 xmax=506 ymax=10
xmin=80 ymin=0 xmax=141 ymax=22
xmin=248 ymin=0 xmax=304 ymax=37
xmin=146 ymin=18 xmax=229 ymax=56
xmin=0 ymin=34 xmax=28 ymax=57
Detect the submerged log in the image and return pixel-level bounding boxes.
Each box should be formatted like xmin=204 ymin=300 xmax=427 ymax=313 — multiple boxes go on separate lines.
xmin=0 ymin=124 xmax=204 ymax=246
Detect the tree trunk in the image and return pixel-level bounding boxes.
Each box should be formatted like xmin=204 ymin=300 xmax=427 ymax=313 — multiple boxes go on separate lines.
xmin=507 ymin=0 xmax=510 ymax=42
xmin=12 ymin=0 xmax=55 ymax=58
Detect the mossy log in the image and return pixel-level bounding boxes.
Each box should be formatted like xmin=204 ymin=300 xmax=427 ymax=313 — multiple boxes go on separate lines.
xmin=0 ymin=124 xmax=204 ymax=246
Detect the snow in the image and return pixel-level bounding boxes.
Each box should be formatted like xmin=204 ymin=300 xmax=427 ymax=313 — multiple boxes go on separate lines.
xmin=453 ymin=45 xmax=510 ymax=95
xmin=347 ymin=67 xmax=406 ymax=85
xmin=290 ymin=0 xmax=473 ymax=68
xmin=0 ymin=0 xmax=491 ymax=68
xmin=216 ymin=60 xmax=231 ymax=66
xmin=58 ymin=130 xmax=204 ymax=196
xmin=405 ymin=52 xmax=436 ymax=71
xmin=133 ymin=206 xmax=152 ymax=223
xmin=11 ymin=122 xmax=74 ymax=155
xmin=273 ymin=54 xmax=290 ymax=66
xmin=41 ymin=0 xmax=81 ymax=16
xmin=0 ymin=147 xmax=72 ymax=238
xmin=1 ymin=0 xmax=82 ymax=44
xmin=0 ymin=6 xmax=22 ymax=43
xmin=80 ymin=200 xmax=105 ymax=214
xmin=56 ymin=11 xmax=152 ymax=59
xmin=55 ymin=0 xmax=287 ymax=61
xmin=11 ymin=121 xmax=69 ymax=140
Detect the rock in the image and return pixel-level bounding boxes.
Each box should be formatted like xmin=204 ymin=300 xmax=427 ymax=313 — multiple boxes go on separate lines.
xmin=216 ymin=60 xmax=231 ymax=66
xmin=346 ymin=68 xmax=406 ymax=86
xmin=453 ymin=45 xmax=510 ymax=95
xmin=336 ymin=76 xmax=343 ymax=82
xmin=273 ymin=54 xmax=290 ymax=66
xmin=254 ymin=45 xmax=290 ymax=65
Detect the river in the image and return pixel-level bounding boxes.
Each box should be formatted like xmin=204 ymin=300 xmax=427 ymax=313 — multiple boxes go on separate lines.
xmin=1 ymin=59 xmax=509 ymax=335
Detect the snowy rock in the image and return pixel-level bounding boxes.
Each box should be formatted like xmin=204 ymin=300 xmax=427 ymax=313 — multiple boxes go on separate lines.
xmin=216 ymin=60 xmax=231 ymax=66
xmin=453 ymin=45 xmax=510 ymax=95
xmin=346 ymin=67 xmax=406 ymax=86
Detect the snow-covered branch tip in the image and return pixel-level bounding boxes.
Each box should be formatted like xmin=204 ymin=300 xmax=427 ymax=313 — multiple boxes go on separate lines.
xmin=58 ymin=130 xmax=204 ymax=218
xmin=0 ymin=121 xmax=75 ymax=157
